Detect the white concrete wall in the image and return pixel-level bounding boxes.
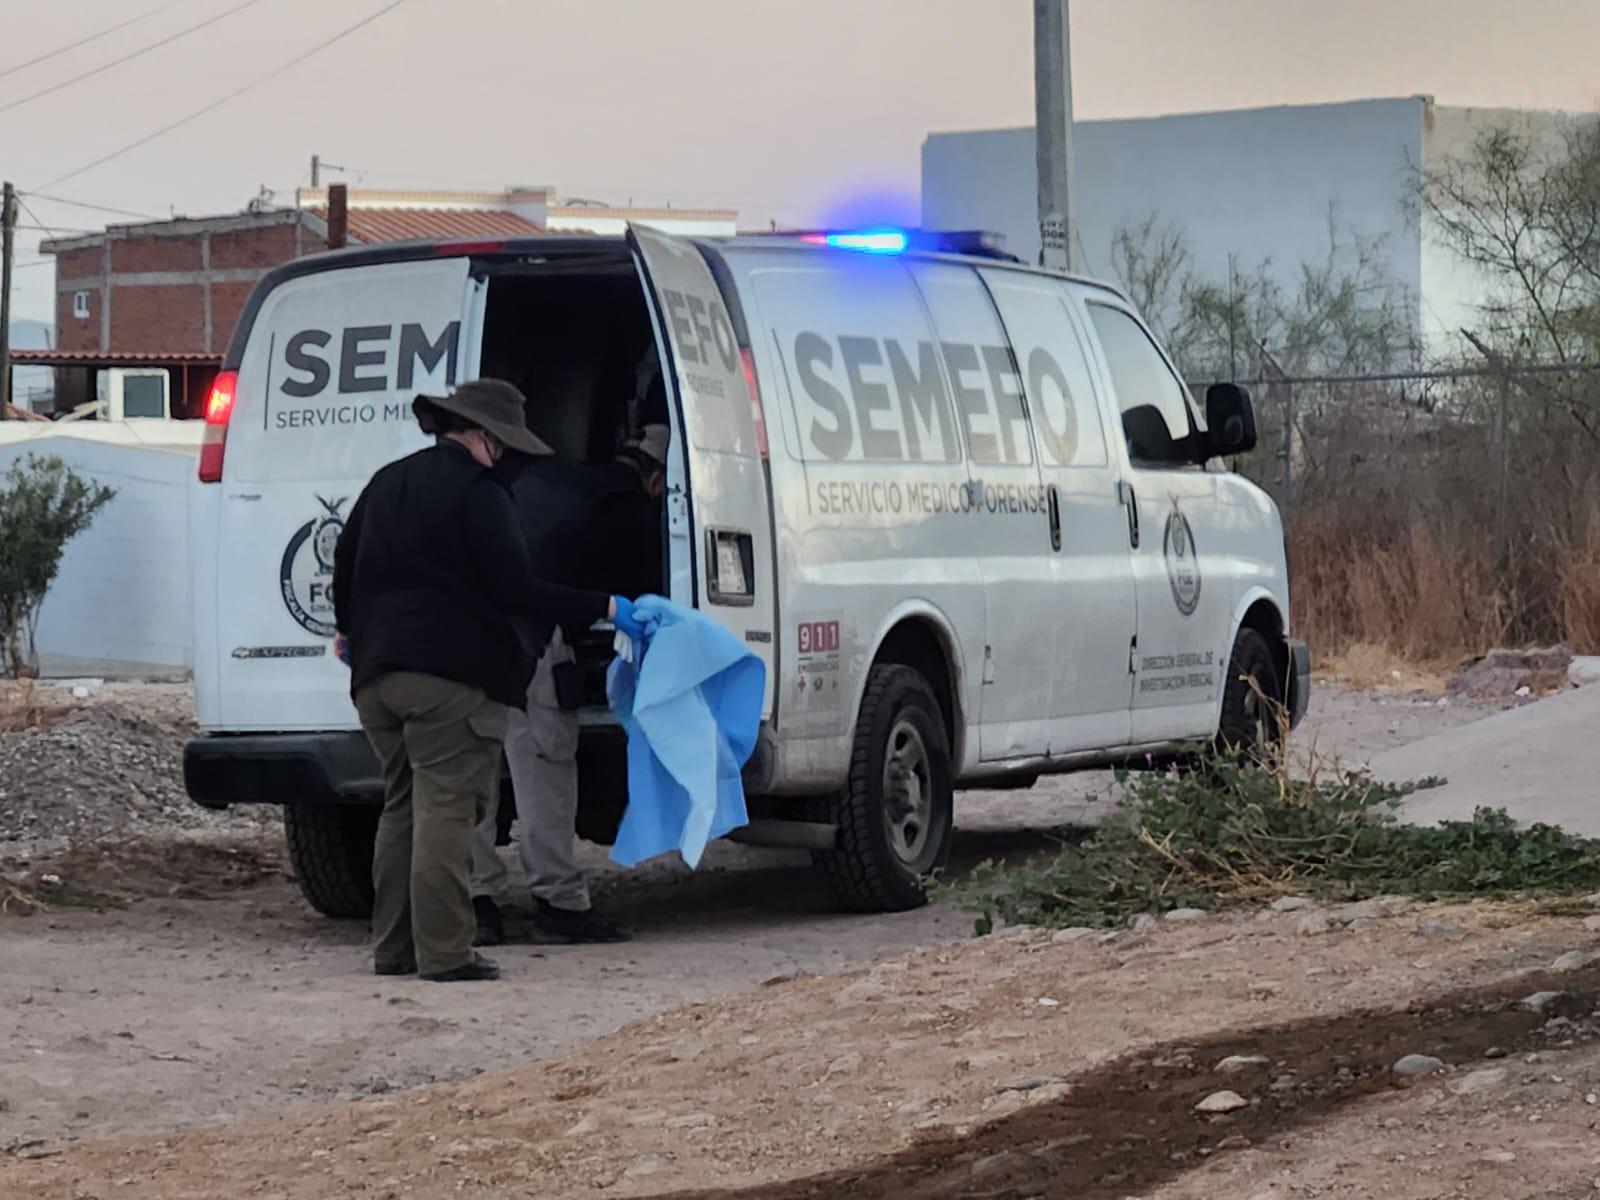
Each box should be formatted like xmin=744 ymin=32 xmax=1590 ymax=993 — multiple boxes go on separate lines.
xmin=923 ymin=97 xmax=1428 ymax=343
xmin=0 ymin=437 xmax=197 ymax=676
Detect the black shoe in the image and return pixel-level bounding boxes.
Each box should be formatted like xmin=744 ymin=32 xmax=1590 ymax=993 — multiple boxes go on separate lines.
xmin=419 ymin=953 xmax=501 ymax=982
xmin=472 ymin=895 xmax=504 ymax=947
xmin=374 ymin=961 xmax=416 ymax=976
xmin=532 ymin=898 xmax=633 ymax=943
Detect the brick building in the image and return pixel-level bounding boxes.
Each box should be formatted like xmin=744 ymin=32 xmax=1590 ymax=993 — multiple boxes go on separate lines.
xmin=43 ymin=186 xmax=738 ymax=360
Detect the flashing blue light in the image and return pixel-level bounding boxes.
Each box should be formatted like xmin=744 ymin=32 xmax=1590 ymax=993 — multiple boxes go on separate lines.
xmin=824 ymin=229 xmax=908 ymax=254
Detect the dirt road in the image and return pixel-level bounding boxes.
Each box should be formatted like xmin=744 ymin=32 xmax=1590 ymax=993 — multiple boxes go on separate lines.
xmin=8 ymin=898 xmax=1600 ymax=1199
xmin=0 ymin=680 xmax=1517 ymax=1194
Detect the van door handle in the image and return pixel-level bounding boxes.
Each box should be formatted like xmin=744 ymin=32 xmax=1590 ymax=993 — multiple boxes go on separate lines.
xmin=1119 ymin=482 xmax=1140 ymax=549
xmin=1046 ymin=484 xmax=1062 ymax=552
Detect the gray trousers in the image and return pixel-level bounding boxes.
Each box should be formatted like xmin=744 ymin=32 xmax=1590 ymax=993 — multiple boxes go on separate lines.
xmin=470 ymin=629 xmax=590 ymax=911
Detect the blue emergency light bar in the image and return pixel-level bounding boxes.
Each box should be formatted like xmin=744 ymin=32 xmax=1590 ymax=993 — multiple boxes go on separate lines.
xmin=824 ymin=230 xmax=908 ymax=253
xmin=791 ymin=227 xmax=1017 ymax=262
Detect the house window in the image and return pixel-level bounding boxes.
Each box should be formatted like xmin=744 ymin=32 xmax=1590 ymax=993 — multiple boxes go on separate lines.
xmin=73 ymin=290 xmax=91 ymax=319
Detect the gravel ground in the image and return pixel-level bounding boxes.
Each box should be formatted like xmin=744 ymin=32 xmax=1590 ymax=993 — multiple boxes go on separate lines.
xmin=0 ymin=682 xmax=274 ymax=854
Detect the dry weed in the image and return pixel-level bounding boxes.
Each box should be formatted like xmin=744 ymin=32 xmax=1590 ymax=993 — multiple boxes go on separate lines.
xmin=0 ymin=679 xmax=72 ymax=733
xmin=1318 ymin=642 xmax=1450 ymax=693
xmin=1559 ymin=525 xmax=1600 ymax=653
xmin=1290 ymin=520 xmax=1519 ymax=668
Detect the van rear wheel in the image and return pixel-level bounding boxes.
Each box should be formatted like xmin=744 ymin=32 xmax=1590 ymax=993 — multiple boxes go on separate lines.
xmin=283 ymin=802 xmax=378 ymax=918
xmin=813 ymin=665 xmax=953 ymax=912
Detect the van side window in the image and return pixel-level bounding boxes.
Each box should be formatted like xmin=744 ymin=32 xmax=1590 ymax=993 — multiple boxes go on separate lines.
xmin=980 ymin=272 xmax=1108 ymax=469
xmin=1086 ymin=303 xmax=1197 ymax=468
xmin=909 ymin=262 xmax=1034 ymax=467
xmin=753 ymin=261 xmax=961 ymax=464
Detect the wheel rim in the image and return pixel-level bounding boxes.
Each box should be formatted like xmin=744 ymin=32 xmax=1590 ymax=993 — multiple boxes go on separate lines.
xmin=1239 ymin=663 xmax=1274 ymax=750
xmin=882 ymin=718 xmax=933 ymax=866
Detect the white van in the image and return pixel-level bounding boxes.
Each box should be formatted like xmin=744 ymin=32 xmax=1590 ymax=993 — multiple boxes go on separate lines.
xmin=184 ymin=225 xmax=1308 ymax=917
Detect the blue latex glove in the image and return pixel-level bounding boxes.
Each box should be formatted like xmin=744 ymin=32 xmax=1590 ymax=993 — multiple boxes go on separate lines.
xmin=612 ymin=595 xmax=646 ymax=642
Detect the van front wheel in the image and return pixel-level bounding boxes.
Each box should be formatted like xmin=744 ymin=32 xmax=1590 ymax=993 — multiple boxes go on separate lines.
xmin=1216 ymin=627 xmax=1285 ymax=758
xmin=283 ymin=802 xmax=378 ymax=918
xmin=813 ymin=665 xmax=953 ymax=912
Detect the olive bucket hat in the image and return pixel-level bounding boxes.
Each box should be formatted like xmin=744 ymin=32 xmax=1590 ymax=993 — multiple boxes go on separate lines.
xmin=413 ymin=378 xmax=550 ymax=455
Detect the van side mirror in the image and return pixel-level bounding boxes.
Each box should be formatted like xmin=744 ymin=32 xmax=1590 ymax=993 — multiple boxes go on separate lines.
xmin=1205 ymin=383 xmax=1257 ymax=457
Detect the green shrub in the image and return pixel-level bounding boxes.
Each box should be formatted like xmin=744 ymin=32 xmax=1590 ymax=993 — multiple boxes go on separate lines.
xmin=943 ymin=756 xmax=1600 ymax=933
xmin=0 ymin=454 xmax=115 ymax=678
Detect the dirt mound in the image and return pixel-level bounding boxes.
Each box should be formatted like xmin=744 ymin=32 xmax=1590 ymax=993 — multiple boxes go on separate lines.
xmin=0 ymin=683 xmax=275 ymax=850
xmin=1447 ymin=645 xmax=1573 ymax=699
xmin=687 ymin=966 xmax=1600 ymax=1199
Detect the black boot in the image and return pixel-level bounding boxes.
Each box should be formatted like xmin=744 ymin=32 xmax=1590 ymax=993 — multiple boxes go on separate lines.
xmin=531 ymin=897 xmax=633 ymax=943
xmin=420 ymin=952 xmax=501 ymax=982
xmin=472 ymin=895 xmax=504 ymax=947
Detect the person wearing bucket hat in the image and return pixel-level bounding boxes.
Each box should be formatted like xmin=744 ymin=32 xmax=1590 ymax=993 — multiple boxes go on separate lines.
xmin=332 ymin=378 xmax=646 ymax=982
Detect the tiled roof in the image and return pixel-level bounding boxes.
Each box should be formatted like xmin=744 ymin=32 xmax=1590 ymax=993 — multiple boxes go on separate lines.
xmin=11 ymin=349 xmax=222 ymax=365
xmin=310 ymin=206 xmax=544 ymax=244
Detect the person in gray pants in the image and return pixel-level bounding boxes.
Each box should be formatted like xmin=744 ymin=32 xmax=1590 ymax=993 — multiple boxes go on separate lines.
xmin=468 ymin=434 xmax=667 ymax=945
xmin=469 ymin=625 xmax=630 ymax=942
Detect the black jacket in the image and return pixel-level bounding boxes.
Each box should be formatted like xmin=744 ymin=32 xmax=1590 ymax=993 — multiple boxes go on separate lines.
xmin=496 ymin=452 xmax=600 ymax=640
xmin=332 ymin=440 xmax=609 ymax=708
xmin=584 ymin=463 xmax=662 ymax=600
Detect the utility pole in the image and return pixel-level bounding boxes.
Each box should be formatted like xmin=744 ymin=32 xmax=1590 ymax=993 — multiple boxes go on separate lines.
xmin=0 ymin=181 xmax=15 ymax=419
xmin=1033 ymin=0 xmax=1075 ymax=271
xmin=310 ymin=154 xmax=320 ymax=187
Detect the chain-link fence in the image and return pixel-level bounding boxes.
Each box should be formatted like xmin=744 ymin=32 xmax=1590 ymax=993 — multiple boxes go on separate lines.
xmin=1191 ymin=359 xmax=1600 ymax=658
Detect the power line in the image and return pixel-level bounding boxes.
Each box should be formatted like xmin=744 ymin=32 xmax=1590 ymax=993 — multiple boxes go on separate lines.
xmin=15 ymin=196 xmax=73 ymax=239
xmin=39 ymin=0 xmax=413 ymax=192
xmin=0 ymin=0 xmax=271 ymax=118
xmin=19 ymin=192 xmax=159 ymax=220
xmin=0 ymin=1 xmax=180 ymax=82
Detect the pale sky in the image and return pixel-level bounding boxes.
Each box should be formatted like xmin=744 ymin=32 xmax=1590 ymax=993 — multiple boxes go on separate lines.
xmin=5 ymin=0 xmax=1598 ymax=325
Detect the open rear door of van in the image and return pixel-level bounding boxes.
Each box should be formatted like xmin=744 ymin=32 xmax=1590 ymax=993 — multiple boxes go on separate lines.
xmin=627 ymin=225 xmax=776 ymax=717
xmin=199 ymin=255 xmax=485 ymax=730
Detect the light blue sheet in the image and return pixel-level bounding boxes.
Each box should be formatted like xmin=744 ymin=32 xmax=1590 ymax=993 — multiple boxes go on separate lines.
xmin=606 ymin=596 xmax=765 ymax=868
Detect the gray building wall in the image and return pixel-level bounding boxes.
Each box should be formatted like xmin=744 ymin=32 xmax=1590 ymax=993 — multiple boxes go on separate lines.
xmin=924 ymin=97 xmax=1429 ymax=341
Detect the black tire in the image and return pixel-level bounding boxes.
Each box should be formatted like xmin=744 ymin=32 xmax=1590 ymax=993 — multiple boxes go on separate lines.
xmin=283 ymin=802 xmax=378 ymax=918
xmin=812 ymin=664 xmax=954 ymax=913
xmin=1216 ymin=628 xmax=1285 ymax=759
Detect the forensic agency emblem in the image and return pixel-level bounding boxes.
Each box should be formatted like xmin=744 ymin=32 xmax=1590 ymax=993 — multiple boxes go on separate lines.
xmin=280 ymin=496 xmax=346 ymax=636
xmin=1163 ymin=504 xmax=1202 ymax=617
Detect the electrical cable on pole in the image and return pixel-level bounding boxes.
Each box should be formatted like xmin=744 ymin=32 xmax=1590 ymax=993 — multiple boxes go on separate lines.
xmin=0 ymin=1 xmax=180 ymax=82
xmin=21 ymin=193 xmax=160 ymax=220
xmin=0 ymin=0 xmax=271 ymax=118
xmin=1 ymin=182 xmax=16 ymax=418
xmin=38 ymin=0 xmax=413 ymax=191
xmin=16 ymin=196 xmax=69 ymax=240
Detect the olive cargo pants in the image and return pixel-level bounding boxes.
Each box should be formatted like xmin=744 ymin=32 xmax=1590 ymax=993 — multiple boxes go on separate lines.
xmin=355 ymin=672 xmax=508 ymax=976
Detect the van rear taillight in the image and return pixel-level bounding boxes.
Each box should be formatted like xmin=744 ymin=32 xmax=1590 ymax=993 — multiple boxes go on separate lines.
xmin=740 ymin=348 xmax=768 ymax=460
xmin=198 ymin=370 xmax=237 ymax=483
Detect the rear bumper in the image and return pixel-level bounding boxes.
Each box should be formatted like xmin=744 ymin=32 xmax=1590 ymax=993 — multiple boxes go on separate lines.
xmin=1286 ymin=638 xmax=1311 ymax=729
xmin=185 ymin=720 xmax=782 ymax=810
xmin=185 ymin=732 xmax=382 ymax=810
